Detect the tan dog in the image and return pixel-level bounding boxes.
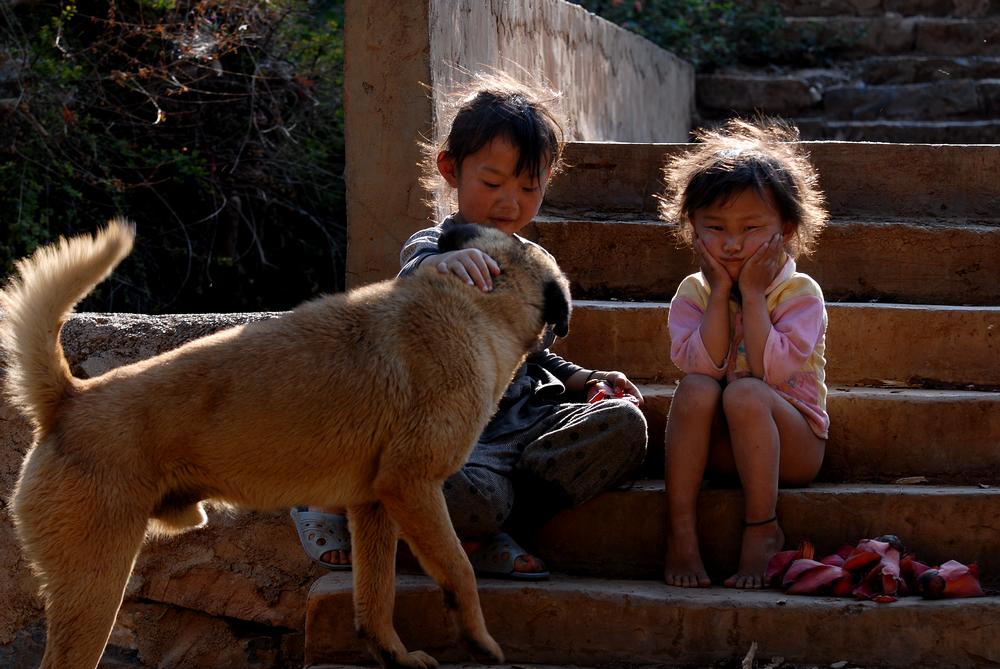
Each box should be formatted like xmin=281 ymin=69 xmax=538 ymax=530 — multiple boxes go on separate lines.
xmin=0 ymin=220 xmax=571 ymax=669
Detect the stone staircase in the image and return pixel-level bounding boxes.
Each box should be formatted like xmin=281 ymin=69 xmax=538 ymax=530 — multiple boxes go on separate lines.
xmin=696 ymin=0 xmax=1000 ymax=143
xmin=303 ymin=140 xmax=1000 ymax=668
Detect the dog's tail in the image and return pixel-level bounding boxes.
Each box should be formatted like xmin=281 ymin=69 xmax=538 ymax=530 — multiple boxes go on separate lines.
xmin=0 ymin=219 xmax=135 ymax=432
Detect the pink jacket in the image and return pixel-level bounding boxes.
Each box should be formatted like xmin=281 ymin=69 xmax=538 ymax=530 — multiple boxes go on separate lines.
xmin=668 ymin=257 xmax=829 ymax=439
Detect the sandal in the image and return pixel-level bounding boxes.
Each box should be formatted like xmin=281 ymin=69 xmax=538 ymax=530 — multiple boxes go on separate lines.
xmin=290 ymin=507 xmax=351 ymax=570
xmin=465 ymin=532 xmax=550 ymax=581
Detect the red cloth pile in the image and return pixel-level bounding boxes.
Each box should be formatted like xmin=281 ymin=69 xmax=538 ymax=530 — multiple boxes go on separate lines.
xmin=767 ymin=534 xmax=983 ymax=602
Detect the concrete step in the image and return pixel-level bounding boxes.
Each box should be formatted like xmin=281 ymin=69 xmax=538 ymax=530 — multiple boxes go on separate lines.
xmin=696 ymin=73 xmax=822 ymax=115
xmin=634 ymin=385 xmax=1000 ymax=484
xmin=552 ymin=300 xmax=1000 ymax=388
xmin=794 ymin=117 xmax=1000 ymax=142
xmin=822 ymin=79 xmax=1000 ymax=120
xmin=784 ymin=16 xmax=1000 ymax=57
xmin=305 ymin=573 xmax=1000 ymax=668
xmin=309 ymin=666 xmax=642 ymax=669
xmin=780 ymin=0 xmax=1000 ymax=18
xmin=532 ymin=482 xmax=1000 ymax=580
xmin=527 ymin=216 xmax=1000 ymax=305
xmin=544 ymin=142 xmax=1000 ymax=220
xmin=697 ymin=73 xmax=1000 ymax=123
xmin=856 ymin=54 xmax=1000 ymax=84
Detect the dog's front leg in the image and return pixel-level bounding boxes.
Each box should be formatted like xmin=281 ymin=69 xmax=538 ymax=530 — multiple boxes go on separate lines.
xmin=377 ymin=480 xmax=504 ymax=665
xmin=349 ymin=502 xmax=438 ymax=669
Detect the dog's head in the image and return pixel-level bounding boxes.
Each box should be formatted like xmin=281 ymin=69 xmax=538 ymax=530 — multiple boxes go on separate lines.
xmin=438 ymin=224 xmax=571 ymax=338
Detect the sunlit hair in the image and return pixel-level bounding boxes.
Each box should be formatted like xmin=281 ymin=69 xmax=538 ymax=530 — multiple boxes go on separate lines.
xmin=658 ymin=118 xmax=828 ymax=258
xmin=421 ymin=71 xmax=566 ymax=206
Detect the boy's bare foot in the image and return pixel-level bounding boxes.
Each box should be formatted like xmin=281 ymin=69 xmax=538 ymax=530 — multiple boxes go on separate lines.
xmin=291 ymin=507 xmax=352 ymax=569
xmin=664 ymin=527 xmax=711 ymax=588
xmin=321 ymin=547 xmax=352 ymax=566
xmin=462 ymin=533 xmax=548 ymax=579
xmin=724 ymin=518 xmax=784 ymax=589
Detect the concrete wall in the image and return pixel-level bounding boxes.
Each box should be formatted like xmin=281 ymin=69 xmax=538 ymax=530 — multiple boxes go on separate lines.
xmin=428 ymin=0 xmax=694 ymax=144
xmin=344 ymin=0 xmax=694 ymax=288
xmin=343 ymin=0 xmax=436 ymax=289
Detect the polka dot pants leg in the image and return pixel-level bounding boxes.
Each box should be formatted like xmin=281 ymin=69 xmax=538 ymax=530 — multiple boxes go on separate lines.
xmin=518 ymin=398 xmax=647 ymax=506
xmin=442 ymin=465 xmax=514 ymax=537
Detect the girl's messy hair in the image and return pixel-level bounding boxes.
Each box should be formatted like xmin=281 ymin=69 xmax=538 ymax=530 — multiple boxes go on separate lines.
xmin=421 ymin=71 xmax=566 ymax=205
xmin=659 ymin=118 xmax=829 ymax=258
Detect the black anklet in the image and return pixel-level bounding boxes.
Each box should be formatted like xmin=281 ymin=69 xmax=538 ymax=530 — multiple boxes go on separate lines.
xmin=744 ymin=515 xmax=778 ymax=527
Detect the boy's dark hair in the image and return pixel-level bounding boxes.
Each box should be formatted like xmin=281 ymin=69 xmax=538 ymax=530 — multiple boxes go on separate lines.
xmin=659 ymin=118 xmax=828 ymax=258
xmin=422 ymin=72 xmax=565 ymax=203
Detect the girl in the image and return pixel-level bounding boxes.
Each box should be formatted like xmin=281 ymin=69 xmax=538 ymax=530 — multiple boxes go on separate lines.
xmin=658 ymin=119 xmax=829 ymax=589
xmin=293 ymin=73 xmax=648 ymax=579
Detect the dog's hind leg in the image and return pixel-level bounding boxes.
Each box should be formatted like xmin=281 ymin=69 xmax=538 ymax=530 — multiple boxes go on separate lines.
xmin=377 ymin=480 xmax=504 ymax=665
xmin=15 ymin=476 xmax=148 ymax=669
xmin=349 ymin=502 xmax=438 ymax=669
xmin=35 ymin=512 xmax=147 ymax=669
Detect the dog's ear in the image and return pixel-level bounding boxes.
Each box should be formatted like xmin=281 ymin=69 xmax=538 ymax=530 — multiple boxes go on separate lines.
xmin=438 ymin=224 xmax=482 ymax=253
xmin=543 ymin=279 xmax=571 ymax=338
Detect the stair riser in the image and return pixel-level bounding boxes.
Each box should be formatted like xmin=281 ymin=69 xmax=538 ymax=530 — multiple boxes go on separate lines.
xmin=696 ymin=75 xmax=820 ymax=115
xmin=535 ymin=485 xmax=1000 ymax=579
xmin=545 ymin=143 xmax=1000 ymax=220
xmin=784 ymin=17 xmax=1000 ymax=57
xmin=636 ymin=389 xmax=1000 ymax=483
xmin=529 ymin=219 xmax=1000 ymax=304
xmin=306 ymin=576 xmax=1000 ymax=668
xmin=823 ymin=80 xmax=994 ymax=120
xmin=699 ymin=77 xmax=1000 ymax=121
xmin=795 ymin=118 xmax=1000 ymax=143
xmin=781 ymin=0 xmax=1000 ymax=18
xmin=858 ymin=55 xmax=1000 ymax=84
xmin=553 ymin=302 xmax=1000 ymax=387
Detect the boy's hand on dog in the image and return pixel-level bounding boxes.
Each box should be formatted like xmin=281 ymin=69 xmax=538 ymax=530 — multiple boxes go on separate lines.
xmin=434 ymin=248 xmax=501 ymax=291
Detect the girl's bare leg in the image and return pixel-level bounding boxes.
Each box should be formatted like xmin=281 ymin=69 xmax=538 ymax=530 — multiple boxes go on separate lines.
xmin=664 ymin=374 xmax=722 ymax=588
xmin=721 ymin=378 xmax=825 ymax=589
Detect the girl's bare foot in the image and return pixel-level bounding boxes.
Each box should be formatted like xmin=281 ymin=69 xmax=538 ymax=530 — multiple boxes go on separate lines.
xmin=724 ymin=518 xmax=784 ymax=589
xmin=664 ymin=525 xmax=711 ymax=588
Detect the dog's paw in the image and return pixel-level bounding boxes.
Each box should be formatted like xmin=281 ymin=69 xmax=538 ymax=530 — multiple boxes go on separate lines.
xmin=463 ymin=633 xmax=504 ymax=665
xmin=372 ymin=645 xmax=438 ymax=669
xmin=398 ymin=650 xmax=438 ymax=669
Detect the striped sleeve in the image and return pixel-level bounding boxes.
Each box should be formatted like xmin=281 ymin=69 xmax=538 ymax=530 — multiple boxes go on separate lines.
xmin=763 ymin=277 xmax=826 ymax=384
xmin=668 ymin=274 xmax=728 ymax=379
xmin=398 ymin=226 xmax=443 ymax=276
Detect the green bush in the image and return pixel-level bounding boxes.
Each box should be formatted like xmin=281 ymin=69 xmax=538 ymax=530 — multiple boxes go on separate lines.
xmin=0 ymin=0 xmax=345 ymax=313
xmin=573 ymin=0 xmax=848 ymax=71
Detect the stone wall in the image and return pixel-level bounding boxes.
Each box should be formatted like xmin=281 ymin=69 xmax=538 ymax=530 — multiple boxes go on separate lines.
xmin=344 ymin=0 xmax=694 ymax=288
xmin=0 ymin=314 xmax=322 ymax=668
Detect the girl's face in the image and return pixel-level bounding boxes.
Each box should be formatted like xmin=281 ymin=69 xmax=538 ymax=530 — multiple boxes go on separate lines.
xmin=438 ymin=138 xmax=551 ymax=235
xmin=690 ymin=187 xmax=794 ymax=282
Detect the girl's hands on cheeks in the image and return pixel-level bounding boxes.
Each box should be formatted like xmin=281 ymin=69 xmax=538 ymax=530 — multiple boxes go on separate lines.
xmin=694 ymin=237 xmax=732 ymax=295
xmin=435 ymin=248 xmax=501 ymax=291
xmin=738 ymin=233 xmax=783 ymax=297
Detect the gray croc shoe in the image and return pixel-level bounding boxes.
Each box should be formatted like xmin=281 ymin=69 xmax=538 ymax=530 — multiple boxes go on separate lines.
xmin=466 ymin=531 xmax=549 ymax=581
xmin=290 ymin=507 xmax=351 ymax=570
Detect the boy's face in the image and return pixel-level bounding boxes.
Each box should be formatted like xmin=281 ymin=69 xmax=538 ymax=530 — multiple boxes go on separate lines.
xmin=438 ymin=138 xmax=550 ymax=235
xmin=691 ymin=187 xmax=794 ymax=282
